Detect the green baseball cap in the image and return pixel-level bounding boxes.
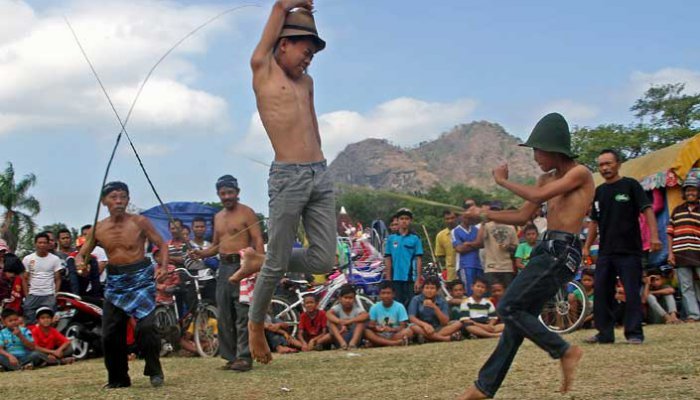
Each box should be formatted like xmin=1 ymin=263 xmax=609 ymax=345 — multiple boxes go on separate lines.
xmin=519 ymin=113 xmax=577 ymax=159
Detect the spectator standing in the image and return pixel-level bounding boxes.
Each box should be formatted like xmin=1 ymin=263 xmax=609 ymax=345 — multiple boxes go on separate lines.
xmin=384 ymin=208 xmax=423 ymax=307
xmin=476 ymin=201 xmax=519 ymax=288
xmin=22 ymin=233 xmax=64 ymax=324
xmin=452 ymin=213 xmax=482 ymax=295
xmin=435 ymin=210 xmax=458 ymax=281
xmin=583 ymin=149 xmax=661 ymax=344
xmin=56 ymin=229 xmax=74 ymax=261
xmin=667 ymin=175 xmax=700 ymax=321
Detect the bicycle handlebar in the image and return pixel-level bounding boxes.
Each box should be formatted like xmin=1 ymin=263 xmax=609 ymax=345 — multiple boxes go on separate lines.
xmin=173 ymin=268 xmax=213 ymax=280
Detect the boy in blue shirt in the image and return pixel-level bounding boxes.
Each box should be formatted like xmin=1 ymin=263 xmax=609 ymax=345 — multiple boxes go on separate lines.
xmin=514 ymin=224 xmax=539 ymax=271
xmin=384 ymin=208 xmax=424 ymax=307
xmin=452 ymin=215 xmax=482 ymax=295
xmin=364 ymin=282 xmax=414 ymax=347
xmin=408 ymin=276 xmax=463 ymax=342
xmin=0 ymin=308 xmax=42 ymax=371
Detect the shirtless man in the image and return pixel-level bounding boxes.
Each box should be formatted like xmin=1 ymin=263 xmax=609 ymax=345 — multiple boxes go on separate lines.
xmin=240 ymin=0 xmax=337 ymax=364
xmin=192 ymin=175 xmax=264 ymax=371
xmin=76 ymin=182 xmax=168 ymax=388
xmin=458 ymin=113 xmax=594 ymax=399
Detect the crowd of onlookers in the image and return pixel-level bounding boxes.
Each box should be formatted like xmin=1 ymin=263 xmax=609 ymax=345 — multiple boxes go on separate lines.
xmin=1 ymin=171 xmax=699 ymax=370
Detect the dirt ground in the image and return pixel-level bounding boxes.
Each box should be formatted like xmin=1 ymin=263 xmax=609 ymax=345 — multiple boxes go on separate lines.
xmin=0 ymin=324 xmax=698 ymax=399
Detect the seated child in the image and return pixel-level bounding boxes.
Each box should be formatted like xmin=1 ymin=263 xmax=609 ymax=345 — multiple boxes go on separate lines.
xmin=489 ymin=282 xmax=505 ymax=310
xmin=571 ymin=269 xmax=595 ymax=328
xmin=455 ymin=277 xmax=503 ymax=338
xmin=297 ymin=294 xmax=332 ymax=351
xmin=265 ymin=314 xmax=303 ymax=354
xmin=364 ymin=281 xmax=414 ymax=347
xmin=643 ymin=269 xmax=680 ymax=324
xmin=155 ymin=263 xmax=181 ymax=304
xmin=409 ymin=276 xmax=463 ymax=342
xmin=514 ymin=224 xmax=538 ymax=271
xmin=327 ymin=284 xmax=369 ymax=350
xmin=30 ymin=307 xmax=74 ymax=365
xmin=448 ymin=280 xmax=467 ymax=320
xmin=0 ymin=308 xmax=42 ymax=371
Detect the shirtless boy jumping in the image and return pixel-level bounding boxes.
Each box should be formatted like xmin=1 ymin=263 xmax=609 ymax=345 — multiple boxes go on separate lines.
xmin=238 ymin=0 xmax=336 ymax=364
xmin=458 ymin=113 xmax=594 ymax=399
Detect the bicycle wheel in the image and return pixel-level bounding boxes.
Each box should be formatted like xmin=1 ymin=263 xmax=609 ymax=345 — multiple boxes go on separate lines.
xmin=539 ymin=280 xmax=589 ymax=334
xmin=194 ymin=304 xmax=219 ymax=357
xmin=270 ymin=296 xmax=299 ymax=337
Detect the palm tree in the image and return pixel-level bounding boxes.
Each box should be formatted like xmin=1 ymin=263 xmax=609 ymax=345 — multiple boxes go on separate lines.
xmin=0 ymin=162 xmax=41 ymax=252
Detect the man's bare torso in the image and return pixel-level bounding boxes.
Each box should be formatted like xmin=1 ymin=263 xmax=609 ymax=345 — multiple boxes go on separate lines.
xmin=215 ymin=205 xmax=256 ymax=255
xmin=253 ymin=60 xmax=323 ymax=163
xmin=539 ymin=165 xmax=595 ymax=235
xmin=95 ymin=214 xmax=147 ymax=266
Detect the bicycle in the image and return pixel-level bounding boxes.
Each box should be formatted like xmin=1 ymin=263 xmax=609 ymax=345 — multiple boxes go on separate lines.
xmin=538 ymin=266 xmax=591 ymax=334
xmin=153 ymin=268 xmax=219 ymax=357
xmin=269 ymin=270 xmax=375 ymax=337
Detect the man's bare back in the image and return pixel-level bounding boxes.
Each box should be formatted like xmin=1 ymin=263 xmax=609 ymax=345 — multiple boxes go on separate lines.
xmin=537 ymin=164 xmax=594 ymax=234
xmin=251 ymin=0 xmax=324 ymax=164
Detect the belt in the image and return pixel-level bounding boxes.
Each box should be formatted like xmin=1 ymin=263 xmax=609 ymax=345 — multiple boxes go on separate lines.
xmin=542 ymin=230 xmax=578 ymax=246
xmin=220 ymin=253 xmax=241 ymax=264
xmin=107 ymin=259 xmax=151 ymax=275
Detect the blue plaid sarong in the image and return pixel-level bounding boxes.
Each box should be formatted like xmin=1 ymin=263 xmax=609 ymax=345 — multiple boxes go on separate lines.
xmin=104 ymin=259 xmax=156 ymax=320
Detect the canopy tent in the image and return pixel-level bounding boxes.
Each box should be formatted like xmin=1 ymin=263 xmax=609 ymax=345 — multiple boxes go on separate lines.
xmin=593 ymin=133 xmax=700 ymax=212
xmin=141 ymin=202 xmax=219 ymax=242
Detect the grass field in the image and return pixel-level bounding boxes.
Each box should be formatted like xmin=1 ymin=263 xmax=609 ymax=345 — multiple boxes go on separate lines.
xmin=0 ymin=324 xmax=698 ymax=400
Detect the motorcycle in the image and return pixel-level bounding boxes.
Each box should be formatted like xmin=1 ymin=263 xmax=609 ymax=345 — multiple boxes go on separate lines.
xmin=55 ymin=292 xmax=104 ymax=360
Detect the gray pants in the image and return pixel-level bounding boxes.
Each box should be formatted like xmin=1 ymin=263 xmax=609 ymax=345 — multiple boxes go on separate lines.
xmin=217 ymin=261 xmax=251 ymax=363
xmin=646 ymin=294 xmax=677 ymax=323
xmin=676 ymin=265 xmax=700 ymax=320
xmin=23 ymin=294 xmax=56 ymax=325
xmin=249 ymin=161 xmax=336 ymax=323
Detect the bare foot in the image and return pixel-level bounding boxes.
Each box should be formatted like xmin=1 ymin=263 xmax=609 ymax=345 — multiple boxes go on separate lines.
xmin=559 ymin=345 xmax=583 ymax=394
xmin=230 ymin=248 xmax=265 ymax=284
xmin=276 ymin=345 xmax=298 ymax=354
xmin=456 ymin=385 xmax=488 ymax=400
xmin=249 ymin=320 xmax=272 ymax=364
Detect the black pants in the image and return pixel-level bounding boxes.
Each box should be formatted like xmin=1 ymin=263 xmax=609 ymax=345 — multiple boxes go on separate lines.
xmin=102 ymin=301 xmax=162 ymax=385
xmin=593 ymin=254 xmax=644 ymax=342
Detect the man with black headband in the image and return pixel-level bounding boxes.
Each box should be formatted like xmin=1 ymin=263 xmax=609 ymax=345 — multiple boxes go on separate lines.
xmin=76 ymin=181 xmax=168 ymax=388
xmin=192 ymin=175 xmax=263 ymax=372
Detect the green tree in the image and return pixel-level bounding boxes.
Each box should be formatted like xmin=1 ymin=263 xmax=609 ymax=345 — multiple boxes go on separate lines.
xmin=0 ymin=162 xmax=41 ymax=252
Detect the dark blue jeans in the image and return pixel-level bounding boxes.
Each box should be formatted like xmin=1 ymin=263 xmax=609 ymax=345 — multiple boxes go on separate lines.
xmin=475 ymin=240 xmax=579 ymax=398
xmin=593 ymin=254 xmax=644 ymax=342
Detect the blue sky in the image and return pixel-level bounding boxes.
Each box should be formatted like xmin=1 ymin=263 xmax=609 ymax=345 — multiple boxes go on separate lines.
xmin=1 ymin=0 xmax=698 ymax=230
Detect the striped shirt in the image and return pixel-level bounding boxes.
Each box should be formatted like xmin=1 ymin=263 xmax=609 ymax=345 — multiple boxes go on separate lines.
xmin=668 ymin=202 xmax=700 ymax=267
xmin=456 ymin=296 xmax=497 ymax=323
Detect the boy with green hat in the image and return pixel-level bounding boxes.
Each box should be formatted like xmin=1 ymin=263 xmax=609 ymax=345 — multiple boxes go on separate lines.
xmin=459 ymin=112 xmax=594 ymax=399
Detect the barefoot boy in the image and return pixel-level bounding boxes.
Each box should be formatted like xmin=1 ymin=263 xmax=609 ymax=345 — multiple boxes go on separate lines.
xmin=245 ymin=0 xmax=336 ymax=364
xmin=327 ymin=284 xmax=369 ymax=349
xmin=458 ymin=113 xmax=594 ymax=399
xmin=297 ymin=294 xmax=331 ymax=351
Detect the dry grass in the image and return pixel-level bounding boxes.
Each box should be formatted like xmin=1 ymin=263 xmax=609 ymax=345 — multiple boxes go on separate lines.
xmin=0 ymin=324 xmax=699 ymax=400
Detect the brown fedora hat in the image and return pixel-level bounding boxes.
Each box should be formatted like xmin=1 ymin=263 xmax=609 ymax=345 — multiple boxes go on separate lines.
xmin=279 ymin=8 xmax=326 ymax=52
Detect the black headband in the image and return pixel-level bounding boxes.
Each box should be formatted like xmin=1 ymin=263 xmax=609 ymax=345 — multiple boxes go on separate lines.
xmin=216 ymin=175 xmax=239 ymax=191
xmin=102 ymin=181 xmax=129 ymax=197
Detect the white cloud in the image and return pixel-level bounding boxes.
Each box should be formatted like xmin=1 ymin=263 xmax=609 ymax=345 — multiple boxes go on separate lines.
xmin=0 ymin=0 xmax=245 ymax=136
xmin=238 ymin=97 xmax=477 ymax=162
xmin=539 ymin=99 xmax=599 ymax=123
xmin=630 ymin=67 xmax=700 ymax=95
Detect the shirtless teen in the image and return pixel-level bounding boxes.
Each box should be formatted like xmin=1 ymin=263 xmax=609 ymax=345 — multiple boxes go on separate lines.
xmin=192 ymin=175 xmax=264 ymax=371
xmin=76 ymin=182 xmax=168 ymax=388
xmin=240 ymin=0 xmax=337 ymax=364
xmin=458 ymin=113 xmax=594 ymax=399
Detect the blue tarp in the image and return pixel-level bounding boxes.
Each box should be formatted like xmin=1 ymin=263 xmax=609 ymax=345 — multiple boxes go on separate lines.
xmin=140 ymin=202 xmax=219 ymax=242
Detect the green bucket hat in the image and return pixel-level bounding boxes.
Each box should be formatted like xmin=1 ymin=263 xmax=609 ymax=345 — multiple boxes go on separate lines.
xmin=519 ymin=113 xmax=577 ymax=159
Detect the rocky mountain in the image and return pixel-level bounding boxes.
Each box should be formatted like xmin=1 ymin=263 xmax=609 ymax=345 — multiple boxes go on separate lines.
xmin=329 ymin=121 xmax=541 ymax=192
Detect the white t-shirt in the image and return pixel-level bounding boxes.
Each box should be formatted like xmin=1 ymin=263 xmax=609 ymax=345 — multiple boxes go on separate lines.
xmin=92 ymin=246 xmax=109 ymax=263
xmin=22 ymin=252 xmax=64 ymax=296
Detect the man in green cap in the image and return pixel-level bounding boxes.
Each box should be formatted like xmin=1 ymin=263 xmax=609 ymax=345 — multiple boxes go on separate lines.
xmin=459 ymin=113 xmax=594 ymax=399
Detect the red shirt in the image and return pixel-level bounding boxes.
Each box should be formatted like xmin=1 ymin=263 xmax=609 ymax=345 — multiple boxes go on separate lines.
xmin=299 ymin=310 xmax=327 ymax=340
xmin=30 ymin=326 xmax=69 ymax=350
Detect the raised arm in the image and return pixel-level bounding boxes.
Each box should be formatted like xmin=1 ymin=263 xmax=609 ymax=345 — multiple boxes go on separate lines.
xmin=251 ymin=0 xmax=313 ymax=72
xmin=76 ymin=226 xmax=98 ymax=268
xmin=464 ymin=202 xmax=541 ymax=231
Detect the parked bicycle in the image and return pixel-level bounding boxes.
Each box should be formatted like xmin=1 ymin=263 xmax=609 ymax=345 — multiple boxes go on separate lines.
xmin=153 ymin=268 xmax=219 ymax=357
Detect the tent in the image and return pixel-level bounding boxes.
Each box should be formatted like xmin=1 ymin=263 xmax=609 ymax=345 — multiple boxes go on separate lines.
xmin=141 ymin=202 xmax=219 ymax=242
xmin=593 ymin=133 xmax=700 ymax=265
